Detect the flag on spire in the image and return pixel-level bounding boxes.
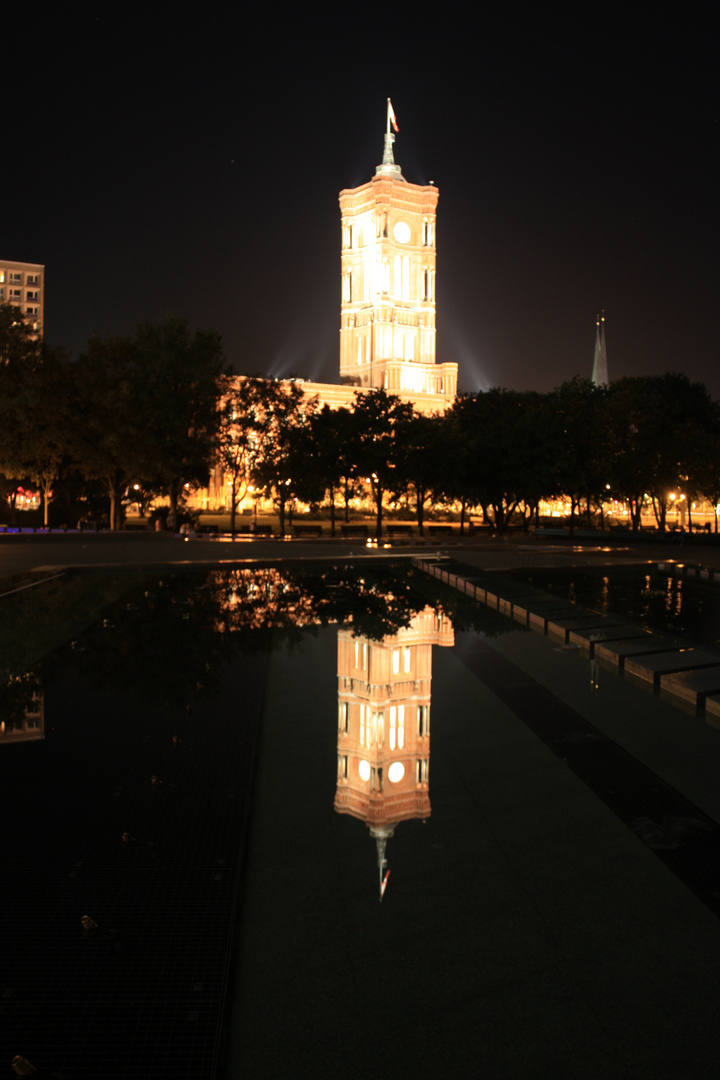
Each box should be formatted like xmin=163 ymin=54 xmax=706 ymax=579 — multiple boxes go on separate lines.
xmin=388 ymin=99 xmax=399 ymax=133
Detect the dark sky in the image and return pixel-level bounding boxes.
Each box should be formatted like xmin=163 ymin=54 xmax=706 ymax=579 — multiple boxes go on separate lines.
xmin=3 ymin=4 xmax=717 ymax=395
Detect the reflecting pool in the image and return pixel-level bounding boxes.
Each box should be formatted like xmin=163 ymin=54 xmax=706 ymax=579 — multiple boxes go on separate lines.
xmin=4 ymin=563 xmax=720 ymax=1080
xmin=511 ymin=564 xmax=720 ymax=650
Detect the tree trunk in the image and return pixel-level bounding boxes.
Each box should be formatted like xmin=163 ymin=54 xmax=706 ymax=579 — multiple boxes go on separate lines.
xmin=329 ymin=483 xmax=336 ymax=537
xmin=375 ymin=486 xmax=384 ymax=541
xmin=230 ymin=478 xmax=237 ymax=536
xmin=651 ymin=495 xmax=667 ymax=533
xmin=108 ymin=474 xmax=123 ymax=531
xmin=492 ymin=503 xmax=505 ymax=534
xmin=629 ymin=497 xmax=641 ymax=531
xmin=167 ymin=481 xmax=180 ymax=534
xmin=41 ymin=478 xmax=53 ymax=526
xmin=416 ymin=485 xmax=425 ymax=536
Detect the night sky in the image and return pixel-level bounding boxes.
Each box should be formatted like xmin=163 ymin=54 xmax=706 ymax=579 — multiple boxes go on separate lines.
xmin=3 ymin=5 xmax=717 ymax=395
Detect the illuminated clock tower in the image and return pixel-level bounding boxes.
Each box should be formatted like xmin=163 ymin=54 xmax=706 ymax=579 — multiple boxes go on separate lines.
xmin=339 ymin=101 xmax=457 ymax=400
xmin=334 ymin=608 xmax=454 ymax=896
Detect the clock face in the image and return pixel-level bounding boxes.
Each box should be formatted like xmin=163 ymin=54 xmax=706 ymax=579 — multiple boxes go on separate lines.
xmin=358 ymin=759 xmax=371 ymax=782
xmin=388 ymin=761 xmax=405 ymax=784
xmin=393 ymin=221 xmax=411 ymax=244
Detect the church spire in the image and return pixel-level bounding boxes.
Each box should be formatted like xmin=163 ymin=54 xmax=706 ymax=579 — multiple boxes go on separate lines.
xmin=375 ymin=98 xmax=404 ymax=180
xmin=591 ymin=312 xmax=609 ymax=387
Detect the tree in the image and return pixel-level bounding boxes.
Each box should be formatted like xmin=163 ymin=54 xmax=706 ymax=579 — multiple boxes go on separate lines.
xmin=72 ymin=318 xmax=227 ymax=529
xmin=0 ymin=303 xmax=43 ymax=519
xmin=0 ymin=302 xmax=40 ymax=370
xmin=304 ymin=405 xmax=357 ymax=535
xmin=132 ymin=318 xmax=227 ymax=524
xmin=607 ymin=374 xmax=716 ymax=533
xmin=350 ymin=389 xmax=415 ymax=540
xmin=250 ymin=380 xmax=316 ymax=536
xmin=70 ymin=333 xmax=150 ymax=530
xmin=397 ymin=412 xmax=449 ymax=535
xmin=22 ymin=345 xmax=74 ymax=525
xmin=449 ymin=389 xmax=545 ymax=534
xmin=0 ymin=304 xmax=74 ymax=525
xmin=216 ymin=376 xmax=271 ymax=535
xmin=551 ymin=378 xmax=610 ymax=532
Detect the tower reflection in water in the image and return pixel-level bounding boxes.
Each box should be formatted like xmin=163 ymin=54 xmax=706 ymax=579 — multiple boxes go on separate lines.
xmin=335 ymin=608 xmax=454 ymax=898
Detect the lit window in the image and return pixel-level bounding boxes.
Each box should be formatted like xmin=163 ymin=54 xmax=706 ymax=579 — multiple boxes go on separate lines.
xmin=360 ymin=704 xmax=366 ymax=747
xmin=404 ymin=647 xmax=411 ymax=673
xmin=338 ymin=701 xmax=349 ymax=733
xmin=392 ymin=649 xmax=400 ymax=674
xmin=398 ymin=705 xmax=405 ymax=748
xmin=389 ymin=706 xmax=396 ymax=750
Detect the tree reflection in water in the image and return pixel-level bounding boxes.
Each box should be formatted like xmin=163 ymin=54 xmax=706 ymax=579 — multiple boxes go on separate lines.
xmin=1 ymin=562 xmax=523 ymax=740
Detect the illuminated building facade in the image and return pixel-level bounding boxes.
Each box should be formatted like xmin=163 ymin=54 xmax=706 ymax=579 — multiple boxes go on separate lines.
xmin=205 ymin=104 xmax=458 ymax=511
xmin=337 ymin=101 xmax=457 ymax=405
xmin=334 ymin=607 xmax=454 ymax=887
xmin=0 ymin=259 xmax=44 ymax=335
xmin=0 ymin=686 xmax=44 ymax=744
xmin=289 ymin=101 xmax=457 ymax=421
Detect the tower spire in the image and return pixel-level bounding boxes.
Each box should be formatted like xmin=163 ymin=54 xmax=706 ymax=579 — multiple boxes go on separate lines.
xmin=371 ymin=824 xmax=394 ymax=901
xmin=591 ymin=311 xmax=609 ymax=387
xmin=376 ymin=98 xmax=403 ymax=179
